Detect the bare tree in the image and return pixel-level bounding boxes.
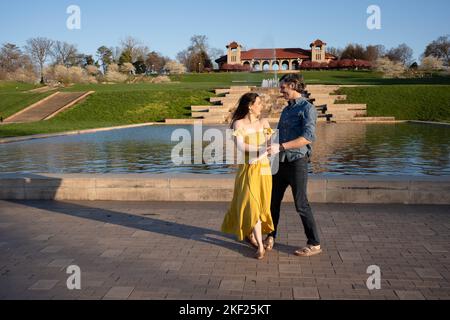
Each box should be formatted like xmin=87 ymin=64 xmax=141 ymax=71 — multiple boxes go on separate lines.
xmin=145 ymin=51 xmax=168 ymax=73
xmin=327 ymin=47 xmax=343 ymax=59
xmin=176 ymin=49 xmax=189 ymax=66
xmin=341 ymin=44 xmax=366 ymax=60
xmin=386 ymin=44 xmax=414 ymax=66
xmin=424 ymin=35 xmax=450 ymax=66
xmin=208 ymin=48 xmax=225 ymax=69
xmin=51 ymin=41 xmax=78 ymax=66
xmin=120 ymin=36 xmax=149 ymax=63
xmin=96 ymin=46 xmax=113 ymax=73
xmin=364 ymin=45 xmax=385 ymax=62
xmin=25 ymin=37 xmax=54 ymax=83
xmin=0 ymin=43 xmax=24 ymax=72
xmin=177 ymin=35 xmax=213 ymax=72
xmin=189 ymin=35 xmax=209 ymax=53
xmin=110 ymin=46 xmax=122 ymax=63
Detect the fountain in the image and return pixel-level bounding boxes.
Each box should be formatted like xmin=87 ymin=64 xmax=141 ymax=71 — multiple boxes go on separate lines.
xmin=261 ymin=78 xmax=279 ymax=88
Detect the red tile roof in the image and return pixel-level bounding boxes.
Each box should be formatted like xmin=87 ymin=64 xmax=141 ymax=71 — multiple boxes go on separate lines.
xmin=241 ymin=48 xmax=311 ymax=60
xmin=238 ymin=48 xmax=336 ymax=60
xmin=226 ymin=42 xmax=240 ymax=49
xmin=310 ymin=39 xmax=327 ymax=47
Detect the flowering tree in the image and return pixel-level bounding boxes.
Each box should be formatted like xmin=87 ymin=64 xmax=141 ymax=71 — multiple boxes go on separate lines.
xmin=164 ymin=61 xmax=186 ymax=74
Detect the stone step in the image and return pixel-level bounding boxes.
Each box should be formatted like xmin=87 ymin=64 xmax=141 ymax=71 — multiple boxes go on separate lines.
xmin=191 ymin=106 xmax=229 ymax=112
xmin=190 ymin=105 xmax=213 ymax=112
xmin=165 ymin=119 xmax=198 ymax=125
xmin=329 ymin=104 xmax=367 ymax=110
xmin=215 ymin=89 xmax=230 ymax=95
xmin=207 ymin=107 xmax=231 ymax=113
xmin=229 ymin=86 xmax=252 ymax=90
xmin=309 ymin=94 xmax=346 ymax=100
xmin=209 ymin=97 xmax=232 ymax=103
xmin=191 ymin=112 xmax=207 ymax=118
xmin=307 ymin=85 xmax=340 ymax=90
xmin=331 ymin=111 xmax=368 ymax=120
xmin=312 ymin=98 xmax=345 ymax=105
xmin=194 ymin=114 xmax=227 ymax=121
xmin=307 ymin=89 xmax=339 ymax=94
xmin=326 ymin=105 xmax=367 ymax=112
xmin=191 ymin=109 xmax=230 ymax=118
xmin=348 ymin=117 xmax=396 ymax=122
xmin=164 ymin=118 xmax=225 ymax=125
xmin=228 ymin=88 xmax=253 ymax=93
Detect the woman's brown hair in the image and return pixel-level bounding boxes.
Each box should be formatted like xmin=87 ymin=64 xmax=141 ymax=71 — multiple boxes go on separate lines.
xmin=229 ymin=92 xmax=259 ymax=128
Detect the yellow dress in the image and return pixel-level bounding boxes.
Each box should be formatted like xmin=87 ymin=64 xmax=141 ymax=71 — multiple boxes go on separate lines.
xmin=221 ymin=128 xmax=275 ymax=241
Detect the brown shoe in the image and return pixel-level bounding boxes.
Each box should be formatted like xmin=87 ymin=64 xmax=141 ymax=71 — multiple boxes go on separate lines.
xmin=294 ymin=245 xmax=322 ymax=257
xmin=263 ymin=236 xmax=275 ymax=251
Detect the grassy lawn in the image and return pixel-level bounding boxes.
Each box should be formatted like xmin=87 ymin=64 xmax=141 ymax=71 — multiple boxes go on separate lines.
xmin=1 ymin=71 xmax=450 ymax=139
xmin=171 ymin=70 xmax=450 ymax=86
xmin=337 ymin=85 xmax=450 ymax=122
xmin=0 ymin=81 xmax=42 ymax=92
xmin=0 ymin=81 xmax=52 ymax=119
xmin=0 ymin=83 xmax=213 ymax=138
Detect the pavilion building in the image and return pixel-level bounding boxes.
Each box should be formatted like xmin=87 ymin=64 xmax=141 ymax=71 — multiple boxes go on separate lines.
xmin=215 ymin=39 xmax=337 ymax=71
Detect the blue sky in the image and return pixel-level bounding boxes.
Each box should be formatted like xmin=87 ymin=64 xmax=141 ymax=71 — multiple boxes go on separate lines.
xmin=0 ymin=0 xmax=449 ymax=62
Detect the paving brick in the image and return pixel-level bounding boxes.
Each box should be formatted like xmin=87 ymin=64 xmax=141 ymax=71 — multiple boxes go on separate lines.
xmin=0 ymin=200 xmax=448 ymax=300
xmin=103 ymin=286 xmax=135 ymax=299
xmin=29 ymin=280 xmax=59 ymax=291
xmin=293 ymin=287 xmax=320 ymax=299
xmin=395 ymin=290 xmax=425 ymax=300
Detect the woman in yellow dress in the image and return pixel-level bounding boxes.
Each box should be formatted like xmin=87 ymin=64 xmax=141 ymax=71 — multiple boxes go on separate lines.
xmin=221 ymin=93 xmax=275 ymax=260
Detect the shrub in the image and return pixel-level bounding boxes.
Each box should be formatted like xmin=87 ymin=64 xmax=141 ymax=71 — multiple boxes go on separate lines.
xmin=108 ymin=63 xmax=119 ymax=72
xmin=151 ymin=75 xmax=171 ymax=83
xmin=219 ymin=63 xmax=251 ymax=72
xmin=164 ymin=61 xmax=186 ymax=74
xmin=85 ymin=65 xmax=99 ymax=76
xmin=301 ymin=61 xmax=312 ymax=69
xmin=120 ymin=62 xmax=135 ymax=74
xmin=68 ymin=66 xmax=86 ymax=83
xmin=7 ymin=68 xmax=38 ymax=83
xmin=420 ymin=56 xmax=444 ymax=72
xmin=375 ymin=57 xmax=406 ymax=78
xmin=105 ymin=70 xmax=128 ymax=83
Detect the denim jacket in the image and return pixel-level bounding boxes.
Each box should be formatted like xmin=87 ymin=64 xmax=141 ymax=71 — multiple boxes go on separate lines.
xmin=277 ymin=97 xmax=317 ymax=162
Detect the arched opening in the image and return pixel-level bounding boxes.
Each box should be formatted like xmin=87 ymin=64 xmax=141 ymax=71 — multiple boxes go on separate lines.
xmin=281 ymin=60 xmax=290 ymax=70
xmin=243 ymin=61 xmax=250 ymax=69
xmin=253 ymin=61 xmax=261 ymax=71
xmin=272 ymin=61 xmax=280 ymax=71
xmin=262 ymin=61 xmax=270 ymax=71
xmin=292 ymin=60 xmax=300 ymax=70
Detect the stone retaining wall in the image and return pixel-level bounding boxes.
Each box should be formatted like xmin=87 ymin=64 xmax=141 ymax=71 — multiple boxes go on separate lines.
xmin=0 ymin=173 xmax=449 ymax=204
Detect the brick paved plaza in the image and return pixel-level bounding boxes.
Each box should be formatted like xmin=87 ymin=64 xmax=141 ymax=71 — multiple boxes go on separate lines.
xmin=0 ymin=200 xmax=449 ymax=300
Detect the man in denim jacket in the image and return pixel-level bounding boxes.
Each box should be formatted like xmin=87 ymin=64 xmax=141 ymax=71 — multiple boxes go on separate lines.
xmin=266 ymin=74 xmax=322 ymax=257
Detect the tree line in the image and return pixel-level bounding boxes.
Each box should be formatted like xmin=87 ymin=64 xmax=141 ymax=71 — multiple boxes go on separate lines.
xmin=0 ymin=34 xmax=448 ymax=84
xmin=0 ymin=34 xmax=223 ymax=84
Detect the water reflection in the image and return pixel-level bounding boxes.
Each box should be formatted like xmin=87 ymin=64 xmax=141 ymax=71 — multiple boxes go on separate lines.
xmin=0 ymin=123 xmax=449 ymax=176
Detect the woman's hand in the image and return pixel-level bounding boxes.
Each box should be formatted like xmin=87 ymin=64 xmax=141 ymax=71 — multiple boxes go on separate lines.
xmin=267 ymin=143 xmax=281 ymax=156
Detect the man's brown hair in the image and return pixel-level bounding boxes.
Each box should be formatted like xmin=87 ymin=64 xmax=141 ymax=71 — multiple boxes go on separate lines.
xmin=279 ymin=73 xmax=306 ymax=93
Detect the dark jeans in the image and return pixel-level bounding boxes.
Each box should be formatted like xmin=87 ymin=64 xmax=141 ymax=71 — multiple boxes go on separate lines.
xmin=269 ymin=156 xmax=320 ymax=246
